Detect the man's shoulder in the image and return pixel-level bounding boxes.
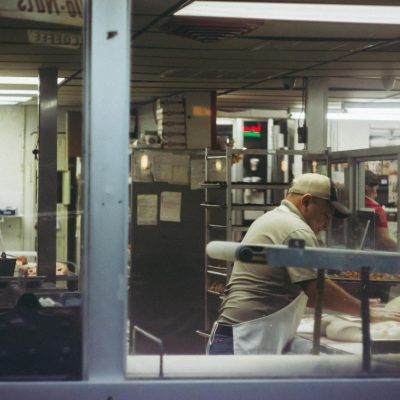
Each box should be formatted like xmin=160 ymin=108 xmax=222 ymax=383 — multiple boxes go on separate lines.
xmin=245 ymin=202 xmax=313 ymax=242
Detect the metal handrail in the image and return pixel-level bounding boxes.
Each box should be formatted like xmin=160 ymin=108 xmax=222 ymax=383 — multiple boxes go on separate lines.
xmin=132 ymin=325 xmax=164 ymax=377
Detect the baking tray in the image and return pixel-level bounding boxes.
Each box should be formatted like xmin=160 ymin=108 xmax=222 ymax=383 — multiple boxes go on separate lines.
xmin=329 ymin=276 xmax=400 ymax=302
xmin=371 ymin=340 xmax=400 ymax=354
xmin=330 ymin=276 xmax=400 ymax=283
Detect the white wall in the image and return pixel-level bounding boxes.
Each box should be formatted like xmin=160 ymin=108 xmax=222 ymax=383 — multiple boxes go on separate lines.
xmin=0 ymin=106 xmax=26 ymax=252
xmin=1 ymin=105 xmax=79 ymax=254
xmin=328 ymin=119 xmax=400 ymax=151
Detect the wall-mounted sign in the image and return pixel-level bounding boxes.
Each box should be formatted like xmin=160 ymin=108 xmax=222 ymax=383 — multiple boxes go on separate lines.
xmin=0 ymin=0 xmax=83 ymax=27
xmin=243 ymin=122 xmax=262 ymax=138
xmin=28 ymin=29 xmax=81 ymax=48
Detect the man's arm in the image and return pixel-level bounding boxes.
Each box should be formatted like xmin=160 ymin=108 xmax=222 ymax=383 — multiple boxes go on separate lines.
xmin=303 ymin=278 xmax=361 ymax=316
xmin=376 ymin=227 xmax=398 ymax=251
xmin=303 ymin=278 xmax=400 ymax=321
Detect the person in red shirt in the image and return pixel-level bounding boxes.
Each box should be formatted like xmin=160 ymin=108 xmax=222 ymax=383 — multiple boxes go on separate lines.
xmin=365 ymin=170 xmax=397 ymax=251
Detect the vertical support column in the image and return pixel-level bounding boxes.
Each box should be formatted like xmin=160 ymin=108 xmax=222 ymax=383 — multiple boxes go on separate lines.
xmin=360 ymin=266 xmax=371 ymax=372
xmin=185 ymin=91 xmax=213 ymax=149
xmin=306 ymin=78 xmax=328 ymax=153
xmin=82 ymin=0 xmax=131 ymax=380
xmin=348 ymin=156 xmax=356 ymax=213
xmin=210 ymin=91 xmax=217 ymax=150
xmin=397 ymin=153 xmax=400 ymax=248
xmin=37 ymin=68 xmax=58 ymax=283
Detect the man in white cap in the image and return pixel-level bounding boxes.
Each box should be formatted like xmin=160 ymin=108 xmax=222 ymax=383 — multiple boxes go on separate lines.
xmin=207 ymin=173 xmax=371 ymax=355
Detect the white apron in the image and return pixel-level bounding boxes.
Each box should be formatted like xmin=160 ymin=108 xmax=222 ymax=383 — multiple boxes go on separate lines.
xmin=233 ymin=292 xmax=308 ymax=354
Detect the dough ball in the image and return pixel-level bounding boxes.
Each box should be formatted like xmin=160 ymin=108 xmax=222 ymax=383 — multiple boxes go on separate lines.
xmin=325 ymin=319 xmax=362 ymax=342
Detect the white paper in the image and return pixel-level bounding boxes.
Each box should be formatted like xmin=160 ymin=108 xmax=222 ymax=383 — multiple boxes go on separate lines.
xmin=152 ymin=152 xmax=172 ymax=182
xmin=190 ymin=158 xmax=205 ymax=190
xmin=137 ymin=194 xmax=158 ymax=225
xmin=160 ymin=191 xmax=182 ymax=222
xmin=170 ymin=154 xmax=190 ymax=185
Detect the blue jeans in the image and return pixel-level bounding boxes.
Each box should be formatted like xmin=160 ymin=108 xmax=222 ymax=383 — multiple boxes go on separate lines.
xmin=208 ymin=333 xmax=234 ymax=355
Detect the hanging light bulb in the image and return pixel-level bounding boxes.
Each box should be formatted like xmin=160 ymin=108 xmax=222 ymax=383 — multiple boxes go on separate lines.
xmin=280 ymin=159 xmax=288 ymax=172
xmin=140 ymin=154 xmax=149 ymax=170
xmin=311 ymin=160 xmax=318 ymax=173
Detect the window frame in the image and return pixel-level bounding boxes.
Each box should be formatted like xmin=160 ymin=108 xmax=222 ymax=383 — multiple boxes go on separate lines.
xmin=3 ymin=1 xmax=400 ymax=398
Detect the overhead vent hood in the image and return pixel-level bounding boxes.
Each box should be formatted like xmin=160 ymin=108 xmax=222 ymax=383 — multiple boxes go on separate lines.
xmin=160 ymin=17 xmax=263 ymax=43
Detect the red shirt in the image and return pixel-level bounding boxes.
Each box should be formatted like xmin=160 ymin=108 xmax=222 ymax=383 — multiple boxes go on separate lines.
xmin=365 ymin=196 xmax=388 ymax=228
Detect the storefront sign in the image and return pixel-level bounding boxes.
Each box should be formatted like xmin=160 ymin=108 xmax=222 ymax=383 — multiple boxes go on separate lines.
xmin=28 ymin=29 xmax=81 ymax=48
xmin=0 ymin=0 xmax=83 ymax=27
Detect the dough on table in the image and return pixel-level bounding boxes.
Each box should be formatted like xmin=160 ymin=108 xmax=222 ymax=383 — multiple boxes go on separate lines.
xmin=322 ymin=316 xmax=400 ymax=342
xmin=320 ymin=315 xmax=337 ymax=336
xmin=385 ymin=296 xmax=400 ymax=313
xmin=371 ymin=321 xmax=400 ymax=340
xmin=325 ymin=319 xmax=362 ymax=342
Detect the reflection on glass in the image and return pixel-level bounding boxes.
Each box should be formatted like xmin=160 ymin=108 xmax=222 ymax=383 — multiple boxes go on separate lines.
xmin=0 ymin=21 xmax=83 ymax=380
xmin=363 ymin=160 xmax=398 ymax=251
xmin=331 ymin=162 xmax=349 ymax=207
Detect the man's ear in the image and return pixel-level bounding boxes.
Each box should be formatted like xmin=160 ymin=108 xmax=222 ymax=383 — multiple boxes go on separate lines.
xmin=302 ymin=194 xmax=312 ymax=207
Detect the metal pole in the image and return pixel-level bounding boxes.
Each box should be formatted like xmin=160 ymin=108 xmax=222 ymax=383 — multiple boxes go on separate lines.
xmin=360 ymin=266 xmax=371 ymax=373
xmin=82 ymin=0 xmax=131 ymax=380
xmin=132 ymin=325 xmax=164 ymax=378
xmin=37 ymin=68 xmax=58 ymax=283
xmin=312 ymin=269 xmax=325 ymax=355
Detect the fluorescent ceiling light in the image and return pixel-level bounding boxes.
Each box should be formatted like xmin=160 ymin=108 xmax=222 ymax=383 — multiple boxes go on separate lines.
xmin=289 ymin=110 xmax=400 ymax=121
xmin=0 ymin=89 xmax=38 ymax=95
xmin=175 ymin=2 xmax=400 ymax=25
xmin=346 ymin=107 xmax=400 ymax=115
xmin=0 ymin=77 xmax=64 ymax=85
xmin=344 ymin=102 xmax=400 ymax=109
xmin=0 ymin=96 xmax=31 ymax=102
xmin=0 ymin=101 xmax=19 ymax=105
xmin=217 ymin=118 xmax=234 ymax=125
xmin=328 ymin=112 xmax=400 ymax=121
xmin=289 ymin=111 xmax=305 ymax=120
xmin=341 ymin=103 xmax=400 ymax=119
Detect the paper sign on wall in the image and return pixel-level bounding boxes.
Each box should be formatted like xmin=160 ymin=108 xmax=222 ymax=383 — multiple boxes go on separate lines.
xmin=160 ymin=191 xmax=181 ymax=222
xmin=152 ymin=152 xmax=172 ymax=182
xmin=170 ymin=154 xmax=190 ymax=185
xmin=137 ymin=194 xmax=158 ymax=225
xmin=190 ymin=158 xmax=205 ymax=190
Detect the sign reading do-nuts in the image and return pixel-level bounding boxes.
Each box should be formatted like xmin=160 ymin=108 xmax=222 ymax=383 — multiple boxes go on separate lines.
xmin=0 ymin=0 xmax=83 ymax=27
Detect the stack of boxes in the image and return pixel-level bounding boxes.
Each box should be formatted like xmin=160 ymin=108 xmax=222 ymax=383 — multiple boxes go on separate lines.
xmin=156 ymin=96 xmax=186 ymax=149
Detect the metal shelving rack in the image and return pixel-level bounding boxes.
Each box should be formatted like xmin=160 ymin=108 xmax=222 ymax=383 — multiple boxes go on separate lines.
xmin=200 ymin=147 xmax=291 ymax=333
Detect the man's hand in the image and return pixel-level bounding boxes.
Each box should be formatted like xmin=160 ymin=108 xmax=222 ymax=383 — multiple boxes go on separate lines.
xmin=370 ymin=304 xmax=400 ymax=323
xmin=369 ymin=298 xmax=381 ymax=306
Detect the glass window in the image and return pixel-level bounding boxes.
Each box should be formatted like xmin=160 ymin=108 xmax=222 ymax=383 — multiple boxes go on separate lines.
xmin=0 ymin=5 xmax=83 ymax=381
xmin=361 ymin=160 xmax=398 ymax=250
xmin=4 ymin=3 xmax=400 ymax=398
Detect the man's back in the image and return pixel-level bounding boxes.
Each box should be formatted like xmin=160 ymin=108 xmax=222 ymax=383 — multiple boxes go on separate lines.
xmin=218 ymin=199 xmax=318 ymax=324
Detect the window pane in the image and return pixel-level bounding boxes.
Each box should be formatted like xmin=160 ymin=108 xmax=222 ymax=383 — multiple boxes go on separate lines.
xmin=0 ymin=9 xmax=83 ymax=380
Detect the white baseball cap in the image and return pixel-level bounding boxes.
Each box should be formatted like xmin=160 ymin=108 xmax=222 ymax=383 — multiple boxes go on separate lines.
xmin=288 ymin=173 xmax=351 ymax=219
